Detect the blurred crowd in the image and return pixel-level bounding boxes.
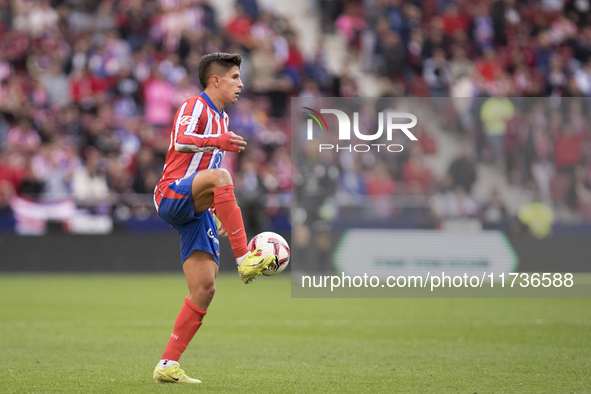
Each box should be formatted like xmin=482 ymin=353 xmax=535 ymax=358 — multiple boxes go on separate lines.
xmin=323 ymin=0 xmax=591 ymax=223
xmin=0 ymin=0 xmax=317 ymax=228
xmin=328 ymin=0 xmax=591 ymax=98
xmin=294 ymin=96 xmax=591 ymax=242
xmin=471 ymin=97 xmax=591 ymax=220
xmin=1 ymin=0 xmax=591 ymax=234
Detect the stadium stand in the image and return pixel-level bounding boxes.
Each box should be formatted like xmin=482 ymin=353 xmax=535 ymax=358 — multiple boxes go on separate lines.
xmin=0 ymin=0 xmax=590 ymax=239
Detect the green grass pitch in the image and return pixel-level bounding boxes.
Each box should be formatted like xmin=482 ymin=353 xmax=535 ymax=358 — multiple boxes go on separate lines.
xmin=0 ymin=274 xmax=590 ymax=393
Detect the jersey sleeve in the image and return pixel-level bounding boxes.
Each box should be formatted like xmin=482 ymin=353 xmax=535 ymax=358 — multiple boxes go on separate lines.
xmin=173 ymin=98 xmax=221 ymax=153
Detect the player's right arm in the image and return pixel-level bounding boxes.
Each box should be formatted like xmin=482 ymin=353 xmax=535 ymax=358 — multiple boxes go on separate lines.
xmin=173 ymin=98 xmax=246 ymax=153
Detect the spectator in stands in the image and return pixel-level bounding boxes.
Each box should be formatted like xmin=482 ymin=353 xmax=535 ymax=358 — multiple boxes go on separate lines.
xmin=132 ymin=146 xmax=160 ymax=194
xmin=401 ymin=3 xmax=422 ymax=44
xmin=69 ymin=67 xmax=108 ymax=108
xmin=338 ymin=161 xmax=367 ymax=206
xmin=520 ymin=107 xmax=551 ymax=186
xmin=402 ymin=146 xmax=435 ymax=194
xmin=95 ymin=1 xmax=116 ymax=33
xmin=553 ymin=124 xmax=583 ymax=174
xmin=572 ymin=26 xmax=591 ymax=66
xmin=534 ymin=30 xmax=555 ymax=75
xmin=249 ymin=38 xmax=293 ymax=116
xmin=28 ymin=0 xmax=59 ymax=37
xmin=512 ymin=64 xmax=539 ymax=96
xmin=379 ymin=30 xmax=406 ymax=81
xmin=442 ymin=3 xmax=469 ymax=37
xmin=319 ymin=0 xmax=342 ymax=34
xmin=470 ymin=3 xmax=494 ymax=53
xmin=111 ymin=67 xmax=141 ymax=120
xmin=448 ymin=141 xmax=477 ymax=193
xmin=480 ymin=87 xmax=514 ymax=164
xmin=237 ymin=0 xmax=260 ymax=20
xmin=0 ymin=180 xmax=12 ymax=211
xmin=574 ymin=59 xmax=591 ymax=96
xmin=18 ymin=162 xmax=44 ymax=201
xmin=227 ymin=98 xmax=260 ymax=141
xmin=41 ymin=61 xmax=71 ymax=108
xmin=545 ymin=53 xmax=569 ymax=96
xmin=143 ymin=69 xmax=175 ymax=129
xmin=449 ymin=45 xmax=474 ymax=91
xmin=565 ymin=100 xmax=588 ymax=135
xmin=531 ymin=158 xmax=555 ymax=205
xmin=574 ymin=166 xmax=591 ymax=218
xmin=303 ymin=40 xmax=332 ymax=93
xmin=233 ymin=157 xmax=270 ymax=235
xmin=72 ymin=149 xmax=109 ymax=211
xmin=335 ymin=1 xmax=367 ymax=53
xmin=431 ymin=186 xmax=479 ymax=219
xmin=7 ymin=118 xmax=40 ymax=155
xmin=105 ymin=156 xmax=133 ymax=196
xmin=518 ymin=192 xmax=554 ymax=238
xmin=365 ymin=161 xmax=395 ymax=217
xmin=481 ymin=188 xmax=509 ymax=229
xmin=406 ymin=29 xmax=424 ymax=77
xmin=269 ymin=146 xmax=291 ymax=194
xmin=226 ymin=3 xmax=254 ymax=49
xmin=0 ymin=152 xmax=25 ymax=206
xmin=116 ymin=0 xmax=151 ymax=52
xmin=423 ymin=47 xmax=451 ymax=97
xmin=421 ymin=17 xmax=448 ymax=60
xmin=475 ymin=47 xmax=504 ymax=91
xmin=549 ymin=14 xmax=577 ymax=46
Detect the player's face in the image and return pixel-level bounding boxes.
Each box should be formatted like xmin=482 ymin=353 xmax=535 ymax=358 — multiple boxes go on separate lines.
xmin=219 ymin=66 xmax=243 ymax=105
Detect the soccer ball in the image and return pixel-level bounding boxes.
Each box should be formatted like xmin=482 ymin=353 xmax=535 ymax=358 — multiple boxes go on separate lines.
xmin=247 ymin=232 xmax=290 ymax=276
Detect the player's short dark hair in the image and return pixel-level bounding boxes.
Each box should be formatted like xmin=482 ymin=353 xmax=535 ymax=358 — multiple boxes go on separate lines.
xmin=198 ymin=52 xmax=242 ymax=89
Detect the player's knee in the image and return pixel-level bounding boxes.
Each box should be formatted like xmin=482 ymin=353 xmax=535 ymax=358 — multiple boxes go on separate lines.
xmin=203 ymin=281 xmax=216 ymax=299
xmin=191 ymin=281 xmax=216 ymax=303
xmin=211 ymin=168 xmax=232 ymax=188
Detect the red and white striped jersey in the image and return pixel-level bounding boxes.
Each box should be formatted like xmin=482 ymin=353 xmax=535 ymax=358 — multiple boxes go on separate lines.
xmin=157 ymin=92 xmax=229 ymax=189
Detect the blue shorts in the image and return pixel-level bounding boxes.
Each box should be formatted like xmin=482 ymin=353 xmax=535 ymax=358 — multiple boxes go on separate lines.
xmin=156 ymin=173 xmax=220 ymax=265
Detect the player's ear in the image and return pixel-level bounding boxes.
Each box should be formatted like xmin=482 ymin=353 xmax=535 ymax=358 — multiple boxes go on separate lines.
xmin=212 ymin=74 xmax=220 ymax=87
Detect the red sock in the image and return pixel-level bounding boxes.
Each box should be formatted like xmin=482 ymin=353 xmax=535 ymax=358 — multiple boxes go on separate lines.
xmin=213 ymin=185 xmax=249 ymax=259
xmin=161 ymin=297 xmax=207 ymax=361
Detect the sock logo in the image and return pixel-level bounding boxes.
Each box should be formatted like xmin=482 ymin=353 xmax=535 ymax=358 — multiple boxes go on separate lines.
xmin=231 ymin=228 xmax=242 ymax=235
xmin=171 ymin=333 xmax=179 ymax=340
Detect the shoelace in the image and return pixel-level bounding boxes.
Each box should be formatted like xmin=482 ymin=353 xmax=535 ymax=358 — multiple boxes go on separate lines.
xmin=163 ymin=365 xmax=182 ymax=374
